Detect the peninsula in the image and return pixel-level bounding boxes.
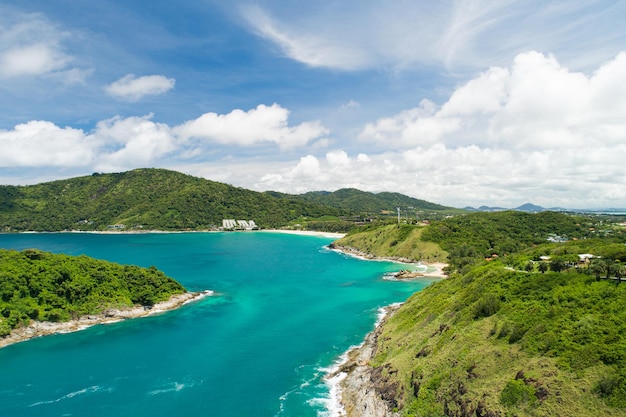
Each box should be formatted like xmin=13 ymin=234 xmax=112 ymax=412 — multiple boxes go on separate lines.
xmin=329 ymin=211 xmax=626 ymax=416
xmin=0 ymin=248 xmax=211 ymax=348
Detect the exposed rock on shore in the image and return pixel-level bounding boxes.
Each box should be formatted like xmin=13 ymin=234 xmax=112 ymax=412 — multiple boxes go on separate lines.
xmin=0 ymin=290 xmax=213 ymax=349
xmin=393 ymin=269 xmax=424 ymax=279
xmin=329 ymin=243 xmax=448 ymax=279
xmin=329 ymin=304 xmax=402 ymax=417
xmin=328 ymin=243 xmax=416 ymax=264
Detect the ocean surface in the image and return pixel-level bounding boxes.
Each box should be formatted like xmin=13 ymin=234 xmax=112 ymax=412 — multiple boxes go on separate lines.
xmin=0 ymin=232 xmax=434 ymax=417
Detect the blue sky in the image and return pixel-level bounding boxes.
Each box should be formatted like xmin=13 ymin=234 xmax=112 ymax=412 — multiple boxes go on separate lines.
xmin=1 ymin=1 xmax=625 ymax=209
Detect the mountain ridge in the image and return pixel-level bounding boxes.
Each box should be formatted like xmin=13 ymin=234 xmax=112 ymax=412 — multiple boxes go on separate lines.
xmin=0 ymin=168 xmax=453 ymax=232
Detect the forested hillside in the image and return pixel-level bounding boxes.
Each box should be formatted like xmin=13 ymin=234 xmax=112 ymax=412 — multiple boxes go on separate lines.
xmin=0 ymin=249 xmax=186 ymax=337
xmin=336 ymin=211 xmax=626 ymax=416
xmin=279 ymin=188 xmax=455 ymax=214
xmin=0 ymin=169 xmax=343 ymax=231
xmin=0 ymin=169 xmax=456 ymax=232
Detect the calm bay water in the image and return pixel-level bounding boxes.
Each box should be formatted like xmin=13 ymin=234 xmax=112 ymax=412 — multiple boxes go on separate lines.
xmin=0 ymin=232 xmax=434 ymax=416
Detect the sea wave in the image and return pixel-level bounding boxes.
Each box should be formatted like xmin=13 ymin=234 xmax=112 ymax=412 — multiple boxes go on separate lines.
xmin=317 ymin=304 xmax=403 ymax=417
xmin=275 ymin=364 xmax=324 ymax=417
xmin=147 ymin=380 xmax=196 ymax=396
xmin=29 ymin=385 xmax=105 ymax=407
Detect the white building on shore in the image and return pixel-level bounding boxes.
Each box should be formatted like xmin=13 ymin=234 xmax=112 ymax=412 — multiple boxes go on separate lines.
xmin=222 ymin=219 xmax=257 ymax=231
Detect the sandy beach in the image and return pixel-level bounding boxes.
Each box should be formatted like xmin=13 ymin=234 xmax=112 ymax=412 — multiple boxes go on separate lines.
xmin=329 ymin=244 xmax=448 ymax=279
xmin=261 ymin=229 xmax=347 ymax=239
xmin=0 ymin=290 xmax=213 ymax=349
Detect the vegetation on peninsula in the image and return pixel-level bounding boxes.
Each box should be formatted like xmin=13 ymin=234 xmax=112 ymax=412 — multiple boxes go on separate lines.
xmin=0 ymin=248 xmax=186 ymax=337
xmin=335 ymin=211 xmax=626 ymax=416
xmin=332 ymin=223 xmax=448 ymax=263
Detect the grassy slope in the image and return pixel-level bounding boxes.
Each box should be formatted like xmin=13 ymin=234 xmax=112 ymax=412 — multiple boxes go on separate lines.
xmin=371 ymin=263 xmax=626 ymax=416
xmin=334 ymin=213 xmax=626 ymax=415
xmin=333 ymin=224 xmax=448 ymax=263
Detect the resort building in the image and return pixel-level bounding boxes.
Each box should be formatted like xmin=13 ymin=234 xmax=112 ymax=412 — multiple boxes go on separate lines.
xmin=222 ymin=219 xmax=257 ymax=231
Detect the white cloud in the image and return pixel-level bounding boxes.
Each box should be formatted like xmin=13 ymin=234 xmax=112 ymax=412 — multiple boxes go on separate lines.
xmin=288 ymin=155 xmax=321 ymax=180
xmin=240 ymin=1 xmax=626 ymax=72
xmin=241 ymin=5 xmax=371 ymax=70
xmin=341 ymin=100 xmax=361 ymax=110
xmin=326 ymin=150 xmax=350 ymax=168
xmin=90 ymin=114 xmax=176 ymax=171
xmin=104 ymin=74 xmax=176 ymax=101
xmin=0 ymin=121 xmax=95 ymax=167
xmin=0 ymin=44 xmax=71 ymax=78
xmin=0 ymin=104 xmax=329 ymax=172
xmin=361 ymin=51 xmax=626 ymax=151
xmin=242 ymin=51 xmax=626 ymax=208
xmin=174 ymin=103 xmax=328 ymax=150
xmin=247 ymin=143 xmax=626 ymax=209
xmin=0 ymin=11 xmax=75 ymax=79
xmin=360 ymin=99 xmax=462 ymax=147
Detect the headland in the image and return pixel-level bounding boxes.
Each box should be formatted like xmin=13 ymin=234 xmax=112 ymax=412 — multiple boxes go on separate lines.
xmin=0 ymin=290 xmax=213 ymax=349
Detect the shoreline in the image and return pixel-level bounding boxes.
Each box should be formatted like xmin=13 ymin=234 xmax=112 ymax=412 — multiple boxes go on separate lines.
xmin=260 ymin=229 xmax=347 ymax=239
xmin=325 ymin=303 xmax=403 ymax=417
xmin=0 ymin=290 xmax=213 ymax=349
xmin=329 ymin=244 xmax=448 ymax=279
xmin=8 ymin=229 xmax=348 ymax=239
xmin=323 ymin=246 xmax=446 ymax=416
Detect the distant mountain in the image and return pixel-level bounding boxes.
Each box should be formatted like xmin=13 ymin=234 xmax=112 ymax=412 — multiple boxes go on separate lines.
xmin=465 ymin=203 xmax=626 ymax=214
xmin=280 ymin=188 xmax=455 ymax=214
xmin=0 ymin=169 xmax=453 ymax=232
xmin=514 ymin=203 xmax=545 ymax=212
xmin=465 ymin=203 xmax=546 ymax=212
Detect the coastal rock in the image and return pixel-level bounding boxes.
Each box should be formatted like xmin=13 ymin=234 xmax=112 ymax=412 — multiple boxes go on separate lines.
xmin=0 ymin=290 xmax=213 ymax=349
xmin=393 ymin=269 xmax=424 ymax=279
xmin=329 ymin=244 xmax=448 ymax=279
xmin=333 ymin=305 xmax=402 ymax=417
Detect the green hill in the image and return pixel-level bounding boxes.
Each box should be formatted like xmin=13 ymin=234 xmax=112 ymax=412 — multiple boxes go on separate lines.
xmin=0 ymin=169 xmax=455 ymax=232
xmin=370 ymin=261 xmax=626 ymax=416
xmin=335 ymin=211 xmax=626 ymax=416
xmin=0 ymin=168 xmax=343 ymax=231
xmin=332 ymin=223 xmax=448 ymax=263
xmin=0 ymin=249 xmax=186 ymax=336
xmin=286 ymin=188 xmax=456 ymax=214
xmin=334 ymin=211 xmax=599 ymax=266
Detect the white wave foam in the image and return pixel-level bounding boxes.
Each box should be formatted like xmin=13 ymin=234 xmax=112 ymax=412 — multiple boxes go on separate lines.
xmin=375 ymin=303 xmax=402 ymax=327
xmin=310 ymin=370 xmax=347 ymax=417
xmin=148 ymin=381 xmax=190 ymax=396
xmin=275 ymin=364 xmax=325 ymax=417
xmin=317 ymin=303 xmax=403 ymax=417
xmin=29 ymin=385 xmax=103 ymax=407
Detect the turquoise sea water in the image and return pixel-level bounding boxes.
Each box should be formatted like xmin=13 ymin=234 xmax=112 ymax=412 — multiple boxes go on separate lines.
xmin=0 ymin=232 xmax=434 ymax=416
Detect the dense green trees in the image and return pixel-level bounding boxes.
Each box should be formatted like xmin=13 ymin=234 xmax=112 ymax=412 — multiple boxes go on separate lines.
xmin=0 ymin=169 xmax=455 ymax=232
xmin=0 ymin=249 xmax=186 ymax=336
xmin=283 ymin=188 xmax=455 ymax=213
xmin=0 ymin=169 xmax=345 ymax=231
